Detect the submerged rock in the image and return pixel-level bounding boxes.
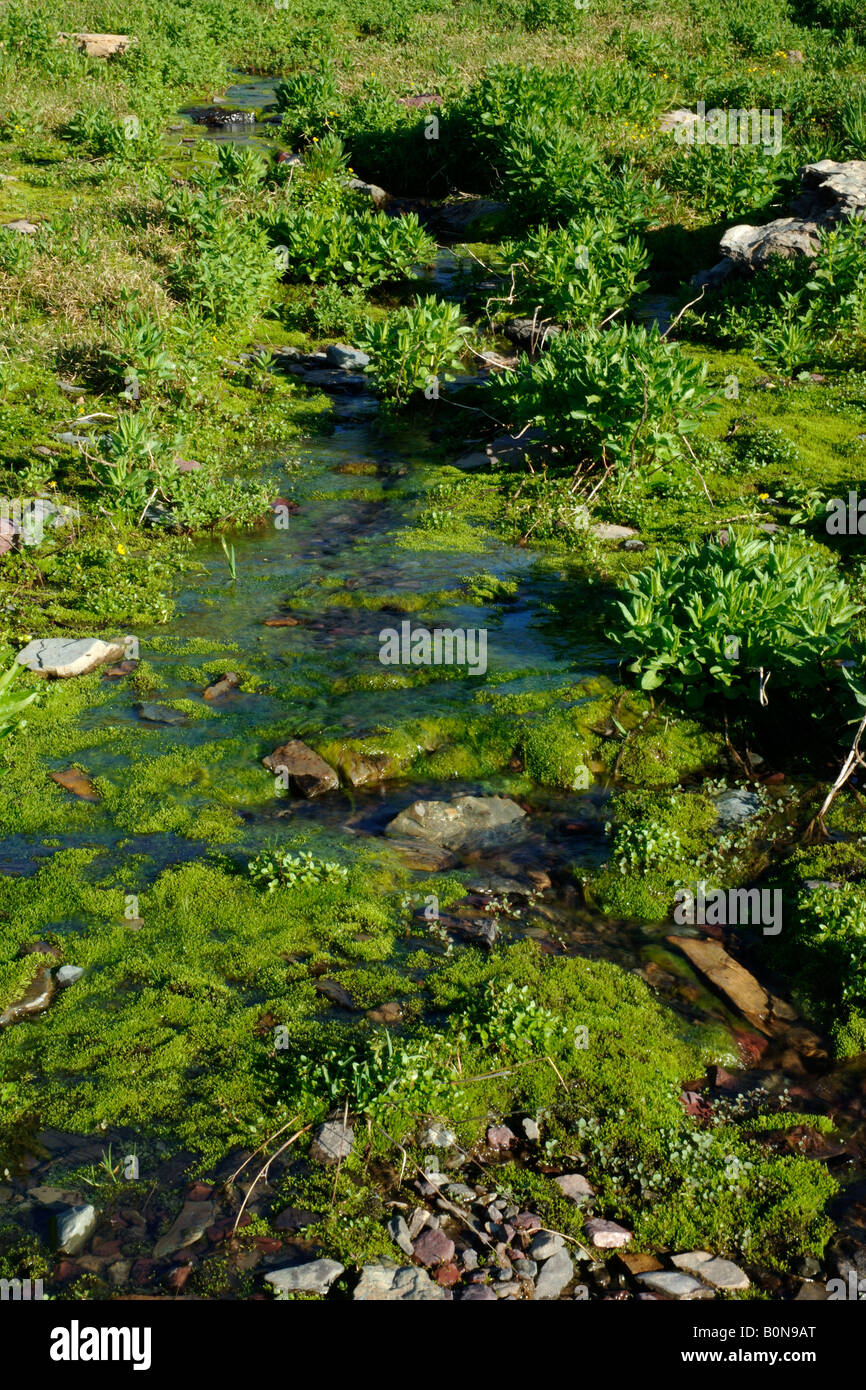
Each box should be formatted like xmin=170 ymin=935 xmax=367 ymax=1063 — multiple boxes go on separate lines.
xmin=262 ymin=739 xmax=339 ymax=797
xmin=384 ymin=795 xmax=527 ymax=853
xmin=49 ymin=768 xmax=99 ymax=800
xmin=152 ymin=1200 xmax=215 ymax=1260
xmin=669 ymin=935 xmax=771 ymax=1032
xmin=16 ymin=635 xmax=131 ymax=678
xmin=136 ymin=703 xmax=187 ymax=726
xmin=0 ymin=967 xmax=54 ymax=1026
xmin=203 ymin=672 xmax=240 ymax=700
xmin=712 ymin=787 xmax=762 ymax=827
xmin=54 ymin=1203 xmax=98 ymax=1255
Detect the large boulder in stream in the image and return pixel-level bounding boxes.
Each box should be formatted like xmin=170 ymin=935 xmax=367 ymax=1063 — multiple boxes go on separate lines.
xmin=262 ymin=739 xmax=339 ymax=797
xmin=384 ymin=794 xmax=527 ymax=853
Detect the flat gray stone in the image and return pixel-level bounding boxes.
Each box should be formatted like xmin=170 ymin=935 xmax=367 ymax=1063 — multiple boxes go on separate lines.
xmin=529 ymin=1231 xmax=564 ymax=1261
xmin=671 ymin=1250 xmax=750 ymax=1290
xmin=265 ymin=1258 xmax=344 ymax=1296
xmin=54 ymin=1203 xmax=98 ymax=1255
xmin=535 ymin=1248 xmax=574 ymax=1299
xmin=388 ymin=1213 xmax=414 ymax=1258
xmin=310 ymin=1120 xmax=353 ymax=1164
xmin=713 ymin=788 xmax=762 ymax=828
xmin=263 ymin=739 xmax=339 ymax=798
xmin=637 ymin=1270 xmax=714 ymax=1299
xmin=152 ymin=1201 xmax=214 ymax=1260
xmin=353 ymin=1263 xmax=446 ymax=1301
xmin=16 ymin=636 xmax=131 ymax=679
xmin=326 ymin=344 xmax=370 ymax=370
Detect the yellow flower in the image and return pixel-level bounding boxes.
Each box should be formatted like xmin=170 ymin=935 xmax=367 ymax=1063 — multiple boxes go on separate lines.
xmin=116 ymin=543 xmax=127 ymax=555
xmin=758 ymin=492 xmax=769 ymax=500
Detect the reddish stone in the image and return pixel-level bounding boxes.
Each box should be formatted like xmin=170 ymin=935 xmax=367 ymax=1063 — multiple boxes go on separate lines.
xmin=735 ymin=1031 xmax=770 ymax=1065
xmin=434 ymin=1262 xmax=461 ymax=1287
xmin=174 ymin=458 xmax=201 ymax=474
xmin=251 ymin=1236 xmax=282 ymax=1255
xmin=130 ymin=1259 xmax=157 ymax=1286
xmin=166 ymin=1263 xmax=193 ymax=1292
xmin=186 ymin=1182 xmax=213 ymax=1201
xmin=207 ymin=1215 xmax=250 ymax=1243
xmin=486 ymin=1125 xmax=516 ymax=1150
xmin=412 ymin=1227 xmax=455 ymax=1266
xmin=55 ymin=1260 xmax=82 ymax=1281
xmin=512 ymin=1212 xmax=541 ymax=1231
xmin=92 ymin=1238 xmax=122 ymax=1256
xmin=263 ymin=616 xmax=300 ymax=627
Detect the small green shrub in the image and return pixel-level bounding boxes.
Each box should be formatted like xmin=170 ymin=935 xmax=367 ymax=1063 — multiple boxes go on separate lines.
xmin=359 ymin=295 xmax=469 ymax=403
xmin=611 ymin=532 xmax=860 ymax=707
xmin=248 ymin=846 xmax=349 ymax=892
xmin=490 ymin=323 xmax=715 ymax=478
xmin=506 ymin=213 xmax=650 ymax=327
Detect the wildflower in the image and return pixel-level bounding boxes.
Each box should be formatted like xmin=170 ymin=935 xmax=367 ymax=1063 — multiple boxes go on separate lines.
xmin=758 ymin=492 xmax=769 ymax=501
xmin=116 ymin=543 xmax=127 ymax=555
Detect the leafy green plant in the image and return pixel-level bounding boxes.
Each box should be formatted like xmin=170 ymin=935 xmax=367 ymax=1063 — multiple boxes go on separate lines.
xmin=490 ymin=323 xmax=715 ymax=481
xmin=105 ymin=300 xmax=176 ymax=398
xmin=214 ymin=143 xmax=267 ymax=191
xmin=0 ymin=227 xmax=34 ymax=275
xmin=95 ymin=414 xmax=166 ymax=514
xmin=247 ymin=846 xmax=349 ymax=892
xmin=275 ymin=64 xmax=344 ymax=145
xmin=286 ymin=1028 xmax=457 ymax=1121
xmin=263 ymin=204 xmax=434 ymax=288
xmin=220 ymin=534 xmax=237 ymax=583
xmin=0 ymin=662 xmax=39 ymax=738
xmin=457 ymin=980 xmax=559 ymax=1060
xmin=359 ymin=295 xmax=469 ymax=403
xmin=611 ymin=532 xmax=861 ymax=707
xmin=505 ymin=212 xmax=650 ymax=327
xmin=664 ymin=143 xmax=792 ymax=220
xmin=173 ymin=211 xmax=280 ymax=324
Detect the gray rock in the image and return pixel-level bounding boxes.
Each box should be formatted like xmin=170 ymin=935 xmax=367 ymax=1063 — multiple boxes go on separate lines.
xmin=522 ymin=1118 xmax=540 ymax=1142
xmin=353 ymin=1263 xmax=446 ymax=1301
xmin=16 ymin=635 xmax=132 ymax=679
xmin=325 ymin=344 xmax=370 ymax=370
xmin=637 ymin=1270 xmax=714 ymax=1299
xmin=54 ymin=1203 xmax=98 ymax=1255
xmin=461 ymin=1284 xmax=497 ymax=1300
xmin=388 ymin=1213 xmax=414 ymax=1258
xmin=152 ymin=1201 xmax=214 ymax=1260
xmin=265 ymin=1258 xmax=344 ymax=1296
xmin=55 ymin=964 xmax=84 ymax=988
xmin=535 ymin=1248 xmax=574 ymax=1299
xmin=671 ymin=1250 xmax=750 ymax=1290
xmin=692 ymin=159 xmax=866 ymax=288
xmin=515 ymin=1259 xmax=537 ymax=1277
xmin=713 ymin=788 xmax=762 ymax=828
xmin=4 ymin=218 xmax=38 ymax=234
xmin=310 ymin=1120 xmax=354 ymax=1164
xmin=503 ymin=319 xmax=561 ymax=351
xmin=529 ymin=1231 xmax=564 ymax=1261
xmin=346 ymin=177 xmax=389 ymax=208
xmin=384 ymin=795 xmax=527 ymax=853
